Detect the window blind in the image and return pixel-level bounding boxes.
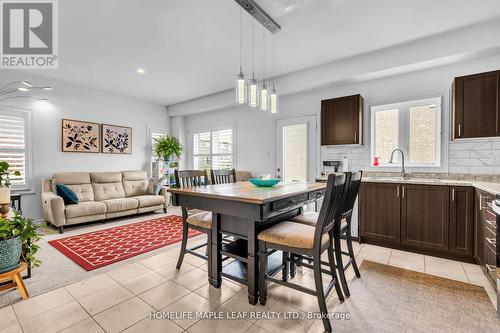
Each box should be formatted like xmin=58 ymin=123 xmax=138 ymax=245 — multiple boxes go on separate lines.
xmin=0 ymin=113 xmax=26 ymax=185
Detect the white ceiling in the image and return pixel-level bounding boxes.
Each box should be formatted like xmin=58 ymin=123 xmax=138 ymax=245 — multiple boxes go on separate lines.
xmin=32 ymin=0 xmax=500 ymax=106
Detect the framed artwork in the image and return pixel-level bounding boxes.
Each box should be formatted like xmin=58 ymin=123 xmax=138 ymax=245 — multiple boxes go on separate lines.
xmin=101 ymin=124 xmax=132 ymax=154
xmin=62 ymin=119 xmax=100 ymax=153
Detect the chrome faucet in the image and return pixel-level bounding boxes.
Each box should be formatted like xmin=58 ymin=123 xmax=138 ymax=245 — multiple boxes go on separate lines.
xmin=389 ymin=148 xmax=406 ymax=179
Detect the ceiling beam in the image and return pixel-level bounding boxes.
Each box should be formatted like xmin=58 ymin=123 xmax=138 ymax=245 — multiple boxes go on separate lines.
xmin=234 ymin=0 xmax=281 ymax=34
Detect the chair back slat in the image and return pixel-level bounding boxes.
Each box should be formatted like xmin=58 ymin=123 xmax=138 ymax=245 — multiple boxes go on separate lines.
xmin=341 ymin=171 xmax=363 ymax=218
xmin=174 ymin=170 xmax=208 ymax=188
xmin=210 ymin=169 xmax=237 ymax=185
xmin=314 ymin=174 xmax=347 ymax=250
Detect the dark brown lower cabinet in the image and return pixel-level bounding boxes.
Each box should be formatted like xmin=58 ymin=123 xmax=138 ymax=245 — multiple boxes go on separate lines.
xmin=449 ymin=186 xmax=474 ymax=256
xmin=359 ymin=182 xmax=400 ymax=244
xmin=401 ymin=184 xmax=450 ymax=251
xmin=360 ymin=182 xmax=475 ymax=262
xmin=474 ymin=190 xmax=497 ymax=286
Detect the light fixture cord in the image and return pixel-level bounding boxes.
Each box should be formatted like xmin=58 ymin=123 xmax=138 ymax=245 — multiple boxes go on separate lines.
xmin=263 ymin=26 xmax=266 ymax=82
xmin=272 ymin=33 xmax=275 ymax=87
xmin=239 ymin=7 xmax=242 ymax=72
xmin=252 ymin=18 xmax=255 ymax=78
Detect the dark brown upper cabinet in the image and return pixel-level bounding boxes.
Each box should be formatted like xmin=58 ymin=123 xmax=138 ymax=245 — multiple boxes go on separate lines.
xmin=321 ymin=94 xmax=363 ymax=145
xmin=452 ymin=70 xmax=500 ymax=140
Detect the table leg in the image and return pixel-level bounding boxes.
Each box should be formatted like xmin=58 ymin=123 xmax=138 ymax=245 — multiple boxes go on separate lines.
xmin=211 ymin=212 xmax=222 ymax=288
xmin=247 ymin=222 xmax=258 ymax=305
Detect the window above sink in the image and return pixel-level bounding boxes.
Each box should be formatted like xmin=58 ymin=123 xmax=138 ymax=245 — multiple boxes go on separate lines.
xmin=370 ymin=97 xmax=442 ymax=168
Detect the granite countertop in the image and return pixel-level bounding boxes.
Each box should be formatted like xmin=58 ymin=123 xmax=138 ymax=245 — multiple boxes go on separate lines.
xmin=315 ymin=174 xmax=500 ymax=195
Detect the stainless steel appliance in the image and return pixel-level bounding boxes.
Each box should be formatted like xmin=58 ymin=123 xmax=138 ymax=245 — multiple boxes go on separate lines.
xmin=321 ymin=160 xmax=341 ymax=177
xmin=491 ymin=195 xmax=500 ymax=315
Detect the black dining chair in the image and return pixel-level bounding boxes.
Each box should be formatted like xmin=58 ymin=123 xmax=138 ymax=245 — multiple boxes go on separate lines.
xmin=289 ymin=171 xmax=363 ymax=297
xmin=210 ymin=169 xmax=237 ymax=184
xmin=174 ymin=170 xmax=213 ymax=275
xmin=257 ymin=174 xmax=347 ymax=333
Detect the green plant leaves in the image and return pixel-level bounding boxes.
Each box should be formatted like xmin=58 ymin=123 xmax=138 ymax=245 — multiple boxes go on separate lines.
xmin=153 ymin=135 xmax=183 ymax=160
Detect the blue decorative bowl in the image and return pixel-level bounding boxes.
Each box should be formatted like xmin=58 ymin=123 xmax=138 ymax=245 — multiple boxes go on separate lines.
xmin=249 ymin=178 xmax=281 ymax=187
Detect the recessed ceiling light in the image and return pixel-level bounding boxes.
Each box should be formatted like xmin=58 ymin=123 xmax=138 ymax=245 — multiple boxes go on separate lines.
xmin=17 ymin=87 xmax=29 ymax=92
xmin=43 ymin=87 xmax=53 ymax=91
xmin=137 ymin=68 xmax=145 ymax=74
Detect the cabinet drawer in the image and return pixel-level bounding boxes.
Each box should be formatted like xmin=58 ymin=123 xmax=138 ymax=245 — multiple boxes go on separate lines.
xmin=309 ymin=189 xmax=325 ymax=202
xmin=271 ymin=193 xmax=308 ymax=212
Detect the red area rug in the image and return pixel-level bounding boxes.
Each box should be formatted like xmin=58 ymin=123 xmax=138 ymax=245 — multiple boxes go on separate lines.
xmin=48 ymin=215 xmax=201 ymax=271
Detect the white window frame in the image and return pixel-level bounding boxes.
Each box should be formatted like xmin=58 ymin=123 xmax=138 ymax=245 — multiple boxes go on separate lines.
xmin=0 ymin=107 xmax=33 ymax=192
xmin=370 ymin=96 xmax=442 ymax=168
xmin=191 ymin=125 xmax=236 ymax=170
xmin=147 ymin=126 xmax=169 ymax=177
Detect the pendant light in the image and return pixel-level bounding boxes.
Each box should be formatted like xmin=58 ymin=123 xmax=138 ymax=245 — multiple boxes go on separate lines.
xmin=235 ymin=8 xmax=247 ymax=104
xmin=248 ymin=18 xmax=259 ymax=108
xmin=260 ymin=27 xmax=270 ymax=111
xmin=270 ymin=34 xmax=278 ymax=113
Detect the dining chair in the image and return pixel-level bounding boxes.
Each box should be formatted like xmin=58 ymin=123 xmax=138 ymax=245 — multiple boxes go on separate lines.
xmin=210 ymin=169 xmax=237 ymax=184
xmin=257 ymin=174 xmax=347 ymax=333
xmin=174 ymin=169 xmax=212 ymax=273
xmin=289 ymin=171 xmax=363 ymax=297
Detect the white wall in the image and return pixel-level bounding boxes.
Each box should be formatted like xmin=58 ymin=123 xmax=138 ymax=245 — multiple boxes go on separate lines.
xmin=0 ymin=72 xmax=169 ymax=220
xmin=182 ymin=54 xmax=500 ymax=177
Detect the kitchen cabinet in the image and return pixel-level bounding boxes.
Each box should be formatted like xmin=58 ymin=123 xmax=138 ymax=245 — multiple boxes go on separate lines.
xmin=452 ymin=70 xmax=500 ymax=140
xmin=401 ymin=184 xmax=450 ymax=251
xmin=321 ymin=94 xmax=363 ymax=145
xmin=474 ymin=189 xmax=497 ymax=287
xmin=449 ymin=186 xmax=474 ymax=256
xmin=359 ymin=182 xmax=400 ymax=244
xmin=360 ymin=182 xmax=475 ymax=262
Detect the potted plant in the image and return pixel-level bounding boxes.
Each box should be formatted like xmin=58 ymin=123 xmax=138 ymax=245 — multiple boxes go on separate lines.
xmin=0 ymin=212 xmax=41 ymax=273
xmin=0 ymin=162 xmax=20 ymax=216
xmin=152 ymin=135 xmax=183 ymax=185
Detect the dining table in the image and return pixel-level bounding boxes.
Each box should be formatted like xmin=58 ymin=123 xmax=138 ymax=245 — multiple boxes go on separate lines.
xmin=168 ymin=180 xmax=326 ymax=305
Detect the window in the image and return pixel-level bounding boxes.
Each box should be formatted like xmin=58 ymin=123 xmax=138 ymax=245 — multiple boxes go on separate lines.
xmin=282 ymin=124 xmax=307 ymax=182
xmin=193 ymin=129 xmax=233 ymax=170
xmin=0 ymin=110 xmax=31 ymax=188
xmin=371 ymin=97 xmax=441 ymax=167
xmin=148 ymin=127 xmax=168 ymax=178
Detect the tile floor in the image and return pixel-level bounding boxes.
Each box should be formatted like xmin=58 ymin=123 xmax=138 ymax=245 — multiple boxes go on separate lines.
xmin=0 ymin=237 xmax=497 ymax=333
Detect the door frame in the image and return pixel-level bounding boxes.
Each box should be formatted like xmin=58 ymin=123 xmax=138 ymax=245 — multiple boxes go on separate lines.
xmin=274 ymin=114 xmax=318 ymax=182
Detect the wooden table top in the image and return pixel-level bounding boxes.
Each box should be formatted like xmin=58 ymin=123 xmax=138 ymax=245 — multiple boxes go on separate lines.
xmin=168 ymin=181 xmax=326 ymax=204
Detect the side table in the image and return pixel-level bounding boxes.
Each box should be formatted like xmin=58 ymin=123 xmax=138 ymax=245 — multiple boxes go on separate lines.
xmin=0 ymin=262 xmax=29 ymax=299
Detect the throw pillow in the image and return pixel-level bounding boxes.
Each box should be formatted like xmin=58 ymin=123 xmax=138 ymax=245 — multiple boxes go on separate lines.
xmin=55 ymin=184 xmax=79 ymax=205
xmin=147 ymin=177 xmax=165 ymax=195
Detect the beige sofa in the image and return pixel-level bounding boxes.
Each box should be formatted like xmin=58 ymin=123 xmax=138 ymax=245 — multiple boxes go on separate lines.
xmin=42 ymin=171 xmax=171 ymax=233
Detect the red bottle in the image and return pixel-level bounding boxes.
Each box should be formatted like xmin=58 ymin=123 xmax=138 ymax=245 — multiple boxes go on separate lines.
xmin=373 ymin=157 xmax=379 ymax=166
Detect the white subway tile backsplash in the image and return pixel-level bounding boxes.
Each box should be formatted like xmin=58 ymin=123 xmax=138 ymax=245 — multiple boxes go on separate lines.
xmin=449 ymin=141 xmax=492 ymax=151
xmin=449 ymin=151 xmax=469 ymax=159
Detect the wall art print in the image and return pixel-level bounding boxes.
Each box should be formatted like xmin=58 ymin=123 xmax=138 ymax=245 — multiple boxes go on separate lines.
xmin=62 ymin=119 xmax=100 ymax=153
xmin=101 ymin=124 xmax=132 ymax=154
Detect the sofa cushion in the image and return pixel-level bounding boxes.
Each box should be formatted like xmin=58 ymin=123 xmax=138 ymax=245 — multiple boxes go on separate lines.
xmin=122 ymin=171 xmax=148 ymax=197
xmin=101 ymin=198 xmax=138 ymax=213
xmin=133 ymin=195 xmax=165 ymax=208
xmin=90 ymin=172 xmax=122 ymax=183
xmin=65 ymin=202 xmax=106 ymax=219
xmin=56 ymin=184 xmax=79 ymax=205
xmin=92 ymin=182 xmax=126 ymax=201
xmin=52 ymin=172 xmax=94 ymax=202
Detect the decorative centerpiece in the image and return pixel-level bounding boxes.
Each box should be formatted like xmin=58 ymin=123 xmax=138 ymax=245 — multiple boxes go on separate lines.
xmin=249 ymin=178 xmax=281 ymax=187
xmin=152 ymin=135 xmax=183 ymax=186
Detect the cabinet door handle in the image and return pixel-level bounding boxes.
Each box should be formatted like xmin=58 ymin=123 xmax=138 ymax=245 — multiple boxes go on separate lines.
xmin=451 ymin=188 xmax=455 ymax=202
xmin=458 ymin=124 xmax=461 ymax=137
xmin=479 ymin=194 xmax=483 ymax=210
xmin=354 ymin=132 xmax=357 ymax=143
xmin=396 ymin=185 xmax=400 ymax=198
xmin=402 ymin=186 xmax=405 ymax=198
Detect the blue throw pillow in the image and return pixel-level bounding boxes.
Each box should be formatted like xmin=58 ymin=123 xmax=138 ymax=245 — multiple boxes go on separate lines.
xmin=56 ymin=184 xmax=79 ymax=205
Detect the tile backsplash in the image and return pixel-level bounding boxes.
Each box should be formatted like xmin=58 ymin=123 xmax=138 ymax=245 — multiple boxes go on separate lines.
xmin=322 ymin=137 xmax=500 ymax=175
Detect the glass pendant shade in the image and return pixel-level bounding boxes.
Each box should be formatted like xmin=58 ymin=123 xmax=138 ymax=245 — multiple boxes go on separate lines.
xmin=260 ymin=82 xmax=270 ymax=111
xmin=235 ymin=70 xmax=247 ymax=104
xmin=270 ymin=86 xmax=278 ymax=113
xmin=248 ymin=76 xmax=259 ymax=108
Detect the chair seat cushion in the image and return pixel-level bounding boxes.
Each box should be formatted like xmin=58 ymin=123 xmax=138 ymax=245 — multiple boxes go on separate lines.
xmin=186 ymin=211 xmax=212 ymax=229
xmin=258 ymin=222 xmax=329 ymax=250
xmin=102 ymin=198 xmax=138 ymax=213
xmin=65 ymin=202 xmax=106 ymax=219
xmin=291 ymin=211 xmax=348 ymax=229
xmin=188 ymin=208 xmax=205 ymax=216
xmin=133 ymin=195 xmax=165 ymax=207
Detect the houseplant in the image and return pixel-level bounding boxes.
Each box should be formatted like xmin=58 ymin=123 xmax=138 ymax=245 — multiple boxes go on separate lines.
xmin=152 ymin=135 xmax=183 ymax=185
xmin=0 ymin=212 xmax=41 ymax=273
xmin=0 ymin=162 xmax=41 ymax=272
